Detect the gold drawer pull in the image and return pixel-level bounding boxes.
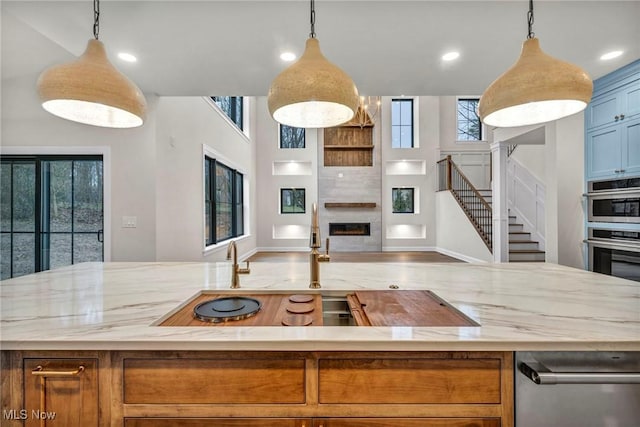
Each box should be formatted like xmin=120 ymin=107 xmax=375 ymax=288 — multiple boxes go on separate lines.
xmin=32 ymin=365 xmax=85 ymax=377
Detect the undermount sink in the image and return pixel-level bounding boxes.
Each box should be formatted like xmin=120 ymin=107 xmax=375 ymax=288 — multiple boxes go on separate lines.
xmin=321 ymin=295 xmax=357 ymax=326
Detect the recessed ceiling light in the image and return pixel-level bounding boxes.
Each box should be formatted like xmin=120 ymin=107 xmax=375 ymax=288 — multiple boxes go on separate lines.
xmin=118 ymin=52 xmax=137 ymax=63
xmin=280 ymin=52 xmax=296 ymax=62
xmin=442 ymin=51 xmax=460 ymax=61
xmin=600 ymin=50 xmax=623 ymax=61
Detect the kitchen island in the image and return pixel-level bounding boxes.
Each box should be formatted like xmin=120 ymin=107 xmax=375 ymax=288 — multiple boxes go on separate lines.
xmin=1 ymin=261 xmax=639 ymax=427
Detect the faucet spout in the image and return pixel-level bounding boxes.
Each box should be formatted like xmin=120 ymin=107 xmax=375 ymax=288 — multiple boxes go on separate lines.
xmin=226 ymin=241 xmax=250 ymax=289
xmin=309 ymin=203 xmax=330 ymax=289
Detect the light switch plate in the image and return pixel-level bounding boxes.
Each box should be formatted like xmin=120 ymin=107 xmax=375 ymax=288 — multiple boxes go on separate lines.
xmin=122 ymin=216 xmax=137 ymax=228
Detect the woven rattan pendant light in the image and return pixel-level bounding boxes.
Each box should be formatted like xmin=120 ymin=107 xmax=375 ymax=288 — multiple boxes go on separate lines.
xmin=37 ymin=0 xmax=147 ymax=128
xmin=478 ymin=0 xmax=592 ymax=128
xmin=268 ymin=0 xmax=359 ymax=128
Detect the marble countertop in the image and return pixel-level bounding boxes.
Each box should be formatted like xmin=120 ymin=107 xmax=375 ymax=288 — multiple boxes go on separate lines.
xmin=0 ymin=261 xmax=638 ymax=351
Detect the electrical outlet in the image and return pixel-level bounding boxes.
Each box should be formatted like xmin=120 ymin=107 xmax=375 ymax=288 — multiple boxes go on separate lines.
xmin=122 ymin=216 xmax=137 ymax=228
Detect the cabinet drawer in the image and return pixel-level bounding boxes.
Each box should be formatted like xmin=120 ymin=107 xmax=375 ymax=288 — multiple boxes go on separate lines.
xmin=123 ymin=358 xmax=305 ymax=404
xmin=318 ymin=358 xmax=501 ymax=404
xmin=125 ymin=419 xmax=311 ymax=427
xmin=314 ymin=419 xmax=500 ymax=427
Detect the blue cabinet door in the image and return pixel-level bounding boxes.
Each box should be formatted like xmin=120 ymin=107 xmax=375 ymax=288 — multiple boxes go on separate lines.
xmin=587 ymin=125 xmax=623 ymax=179
xmin=622 ymin=117 xmax=640 ymax=176
xmin=621 ymin=78 xmax=640 ymax=120
xmin=586 ymin=91 xmax=619 ymax=130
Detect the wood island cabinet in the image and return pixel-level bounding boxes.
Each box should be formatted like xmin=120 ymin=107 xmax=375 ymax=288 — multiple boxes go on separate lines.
xmin=2 ymin=350 xmax=513 ymax=427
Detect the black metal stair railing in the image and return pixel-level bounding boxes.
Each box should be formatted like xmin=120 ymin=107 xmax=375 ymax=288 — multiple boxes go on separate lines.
xmin=437 ymin=155 xmax=492 ymax=252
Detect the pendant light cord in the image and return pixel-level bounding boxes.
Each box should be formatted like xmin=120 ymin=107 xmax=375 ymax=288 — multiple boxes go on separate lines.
xmin=309 ymin=0 xmax=316 ymax=38
xmin=527 ymin=0 xmax=535 ymax=39
xmin=93 ymin=0 xmax=100 ymax=40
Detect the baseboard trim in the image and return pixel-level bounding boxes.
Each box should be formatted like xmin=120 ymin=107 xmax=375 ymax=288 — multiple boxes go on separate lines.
xmin=381 ymin=246 xmax=436 ymax=252
xmin=434 ymin=247 xmax=489 ymax=263
xmin=256 ymin=246 xmax=309 ymax=252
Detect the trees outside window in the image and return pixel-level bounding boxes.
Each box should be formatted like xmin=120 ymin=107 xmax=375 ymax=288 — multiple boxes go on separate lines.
xmin=211 ymin=96 xmax=243 ymax=130
xmin=281 ymin=188 xmax=306 ymax=214
xmin=280 ymin=125 xmax=305 ymax=148
xmin=392 ymin=188 xmax=415 ymax=213
xmin=457 ymin=98 xmax=483 ymax=141
xmin=205 ymin=157 xmax=244 ymax=245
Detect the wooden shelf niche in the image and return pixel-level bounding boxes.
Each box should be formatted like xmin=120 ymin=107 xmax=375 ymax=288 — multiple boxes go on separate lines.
xmin=324 ymin=107 xmax=374 ymax=167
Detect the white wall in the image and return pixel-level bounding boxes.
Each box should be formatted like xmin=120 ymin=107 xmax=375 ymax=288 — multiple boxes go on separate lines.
xmin=2 ymin=72 xmax=259 ymax=262
xmin=545 ymin=114 xmax=586 ymax=269
xmin=381 ymin=96 xmax=437 ymax=250
xmin=254 ymin=97 xmax=318 ymax=251
xmin=435 ymin=191 xmax=492 ymax=262
xmin=2 ymin=74 xmax=159 ymax=262
xmin=510 ymin=145 xmax=545 ymax=183
xmin=507 ymin=156 xmax=546 ymax=249
xmin=155 ymin=97 xmax=257 ymax=261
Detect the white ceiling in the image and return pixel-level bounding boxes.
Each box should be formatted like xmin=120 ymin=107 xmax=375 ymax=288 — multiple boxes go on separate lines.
xmin=2 ymin=1 xmax=639 ymax=97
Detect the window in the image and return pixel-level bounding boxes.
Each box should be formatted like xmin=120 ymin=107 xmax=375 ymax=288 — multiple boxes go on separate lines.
xmin=0 ymin=155 xmax=104 ymax=279
xmin=392 ymin=188 xmax=414 ymax=213
xmin=391 ymin=99 xmax=414 ymax=148
xmin=205 ymin=157 xmax=244 ymax=246
xmin=280 ymin=125 xmax=305 ymax=148
xmin=457 ymin=98 xmax=483 ymax=141
xmin=280 ymin=188 xmax=306 ymax=214
xmin=211 ymin=96 xmax=243 ymax=130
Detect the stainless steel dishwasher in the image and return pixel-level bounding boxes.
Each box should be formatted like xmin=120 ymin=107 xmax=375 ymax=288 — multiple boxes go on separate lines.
xmin=516 ymin=352 xmax=640 ymax=427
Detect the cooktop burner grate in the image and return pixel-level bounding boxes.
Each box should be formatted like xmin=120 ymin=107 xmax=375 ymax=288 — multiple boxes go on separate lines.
xmin=193 ymin=296 xmax=262 ymax=323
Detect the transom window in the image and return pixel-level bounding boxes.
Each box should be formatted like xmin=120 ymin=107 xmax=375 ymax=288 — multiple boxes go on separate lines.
xmin=280 ymin=125 xmax=305 ymax=149
xmin=457 ymin=98 xmax=483 ymax=141
xmin=211 ymin=96 xmax=243 ymax=130
xmin=391 ymin=99 xmax=414 ymax=148
xmin=205 ymin=157 xmax=244 ymax=246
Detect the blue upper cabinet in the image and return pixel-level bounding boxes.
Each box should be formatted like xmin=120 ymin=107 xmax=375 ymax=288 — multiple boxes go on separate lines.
xmin=586 ymin=60 xmax=640 ymax=180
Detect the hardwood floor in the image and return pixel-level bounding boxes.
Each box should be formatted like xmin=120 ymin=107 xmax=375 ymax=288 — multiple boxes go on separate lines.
xmin=248 ymin=251 xmax=463 ymax=263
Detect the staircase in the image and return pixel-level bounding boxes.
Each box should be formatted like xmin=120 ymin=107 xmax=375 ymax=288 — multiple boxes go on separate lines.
xmin=437 ymin=155 xmax=545 ymax=262
xmin=508 ymin=211 xmax=546 ymax=262
xmin=472 ymin=192 xmax=545 ymax=262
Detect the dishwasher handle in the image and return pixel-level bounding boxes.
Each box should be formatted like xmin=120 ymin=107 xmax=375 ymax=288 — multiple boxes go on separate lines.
xmin=520 ymin=362 xmax=640 ymax=385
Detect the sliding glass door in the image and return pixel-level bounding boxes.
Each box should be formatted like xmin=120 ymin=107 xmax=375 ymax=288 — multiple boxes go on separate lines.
xmin=0 ymin=156 xmax=103 ymax=279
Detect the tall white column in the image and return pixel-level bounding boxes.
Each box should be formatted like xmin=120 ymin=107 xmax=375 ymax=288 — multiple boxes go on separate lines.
xmin=490 ymin=142 xmax=509 ymax=262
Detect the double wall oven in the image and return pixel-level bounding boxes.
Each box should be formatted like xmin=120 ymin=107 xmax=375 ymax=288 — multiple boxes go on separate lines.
xmin=586 ymin=177 xmax=640 ymax=282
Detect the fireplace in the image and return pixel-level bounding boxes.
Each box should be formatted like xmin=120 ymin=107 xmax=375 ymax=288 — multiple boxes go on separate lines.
xmin=329 ymin=223 xmax=371 ymax=236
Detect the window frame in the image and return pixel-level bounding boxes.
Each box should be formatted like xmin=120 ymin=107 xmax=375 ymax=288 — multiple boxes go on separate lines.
xmin=210 ymin=96 xmax=244 ymax=131
xmin=280 ymin=188 xmax=306 ymax=214
xmin=392 ymin=187 xmax=415 ymax=214
xmin=204 ymin=155 xmax=245 ymax=246
xmin=391 ymin=98 xmax=415 ymax=149
xmin=0 ymin=154 xmax=105 ymax=279
xmin=279 ymin=124 xmax=306 ymax=149
xmin=455 ymin=97 xmax=485 ymax=143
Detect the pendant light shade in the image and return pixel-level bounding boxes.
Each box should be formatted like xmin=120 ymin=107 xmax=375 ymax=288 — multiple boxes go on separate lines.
xmin=479 ymin=38 xmax=592 ymax=128
xmin=37 ymin=39 xmax=147 ymax=128
xmin=268 ymin=37 xmax=359 ymax=129
xmin=268 ymin=0 xmax=359 ymax=128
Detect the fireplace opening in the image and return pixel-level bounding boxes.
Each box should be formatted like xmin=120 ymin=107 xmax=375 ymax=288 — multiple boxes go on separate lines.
xmin=329 ymin=223 xmax=371 ymax=236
